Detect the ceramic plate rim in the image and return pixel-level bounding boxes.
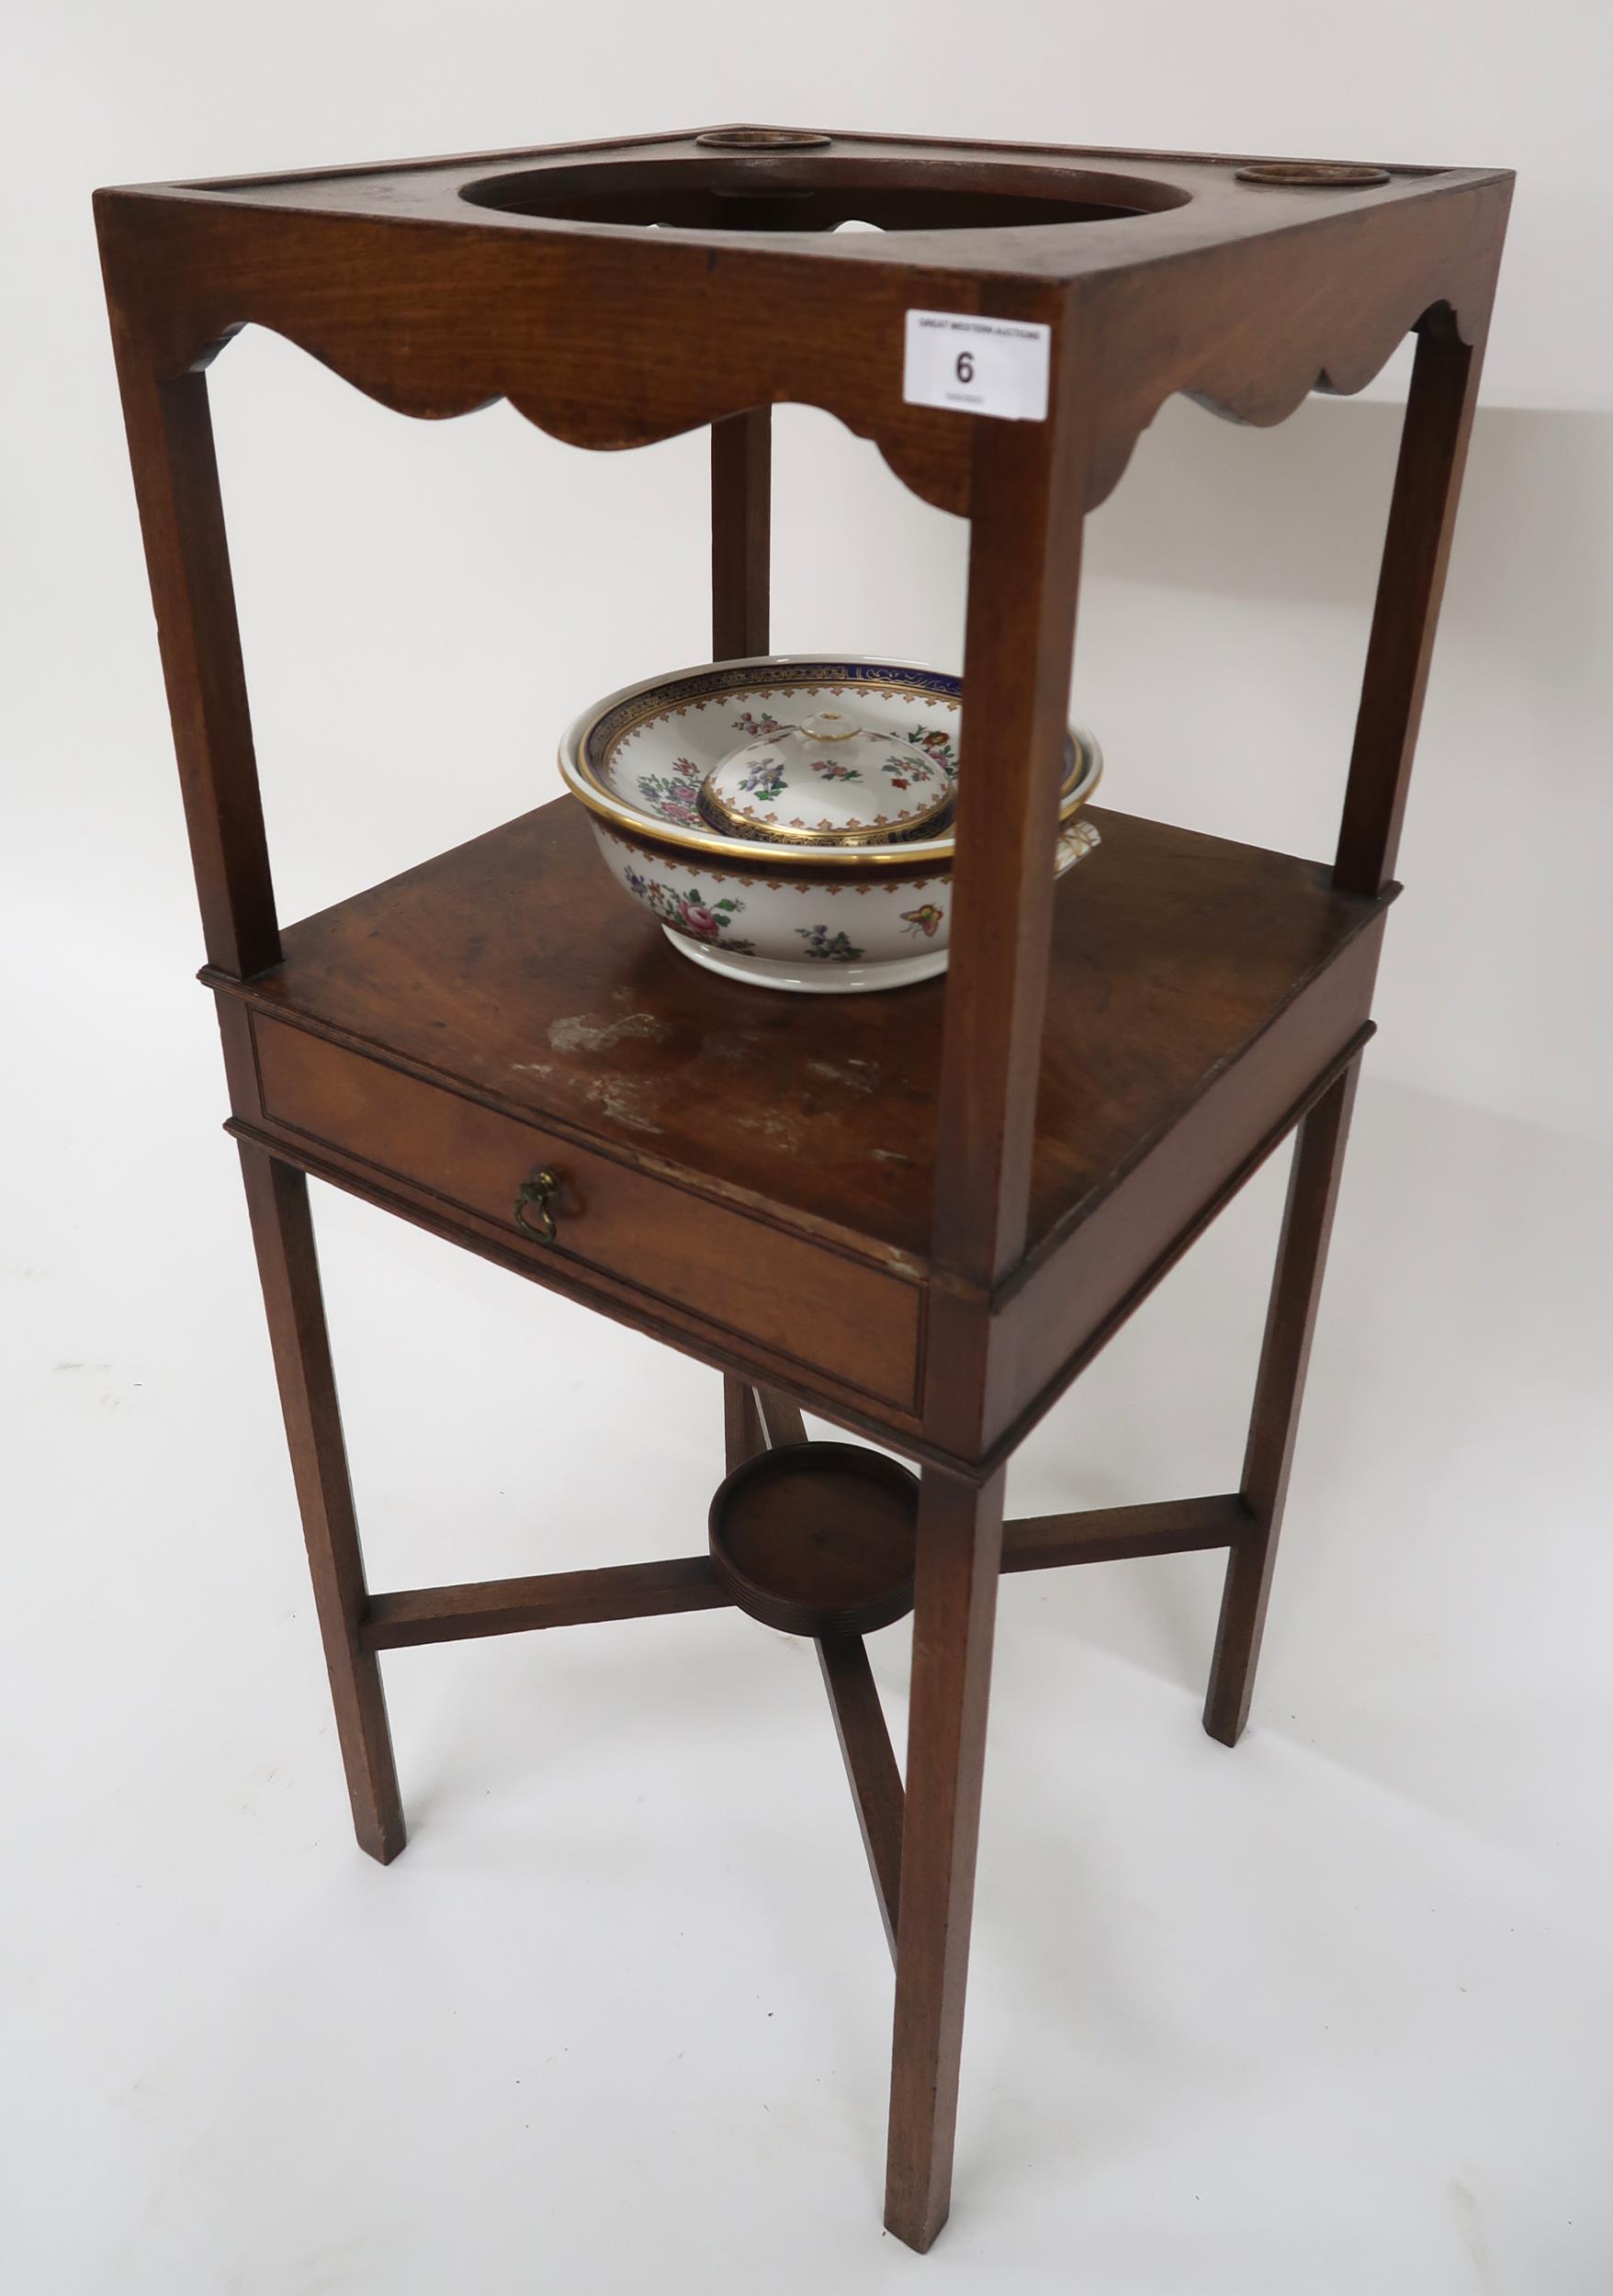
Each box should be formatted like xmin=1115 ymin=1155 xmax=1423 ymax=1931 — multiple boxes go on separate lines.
xmin=558 ymin=650 xmax=1101 ymax=871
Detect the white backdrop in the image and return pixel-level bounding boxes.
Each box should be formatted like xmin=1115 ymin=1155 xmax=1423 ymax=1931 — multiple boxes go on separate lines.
xmin=5 ymin=8 xmax=1612 ymax=2294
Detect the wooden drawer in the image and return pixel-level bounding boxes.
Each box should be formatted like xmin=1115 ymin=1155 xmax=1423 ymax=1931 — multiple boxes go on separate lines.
xmin=249 ymin=1015 xmax=921 ymax=1409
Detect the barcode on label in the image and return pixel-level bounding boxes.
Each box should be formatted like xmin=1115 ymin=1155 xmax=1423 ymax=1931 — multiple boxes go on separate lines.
xmin=902 ymin=310 xmax=1051 ymax=422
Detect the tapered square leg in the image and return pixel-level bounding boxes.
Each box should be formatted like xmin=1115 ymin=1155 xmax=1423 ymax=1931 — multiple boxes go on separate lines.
xmin=238 ymin=1142 xmax=405 ymax=1862
xmin=723 ymin=1374 xmax=764 ymax=1470
xmin=1204 ymin=1061 xmax=1361 ymax=1746
xmin=885 ymin=1464 xmax=1006 ymax=2252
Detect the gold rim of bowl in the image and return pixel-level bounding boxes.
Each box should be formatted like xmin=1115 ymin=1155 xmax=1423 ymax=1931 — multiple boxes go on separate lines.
xmin=558 ymin=652 xmax=1103 ymax=872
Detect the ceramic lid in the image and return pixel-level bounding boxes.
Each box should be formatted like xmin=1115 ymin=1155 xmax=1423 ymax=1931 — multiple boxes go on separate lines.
xmin=696 ymin=706 xmax=956 ymax=847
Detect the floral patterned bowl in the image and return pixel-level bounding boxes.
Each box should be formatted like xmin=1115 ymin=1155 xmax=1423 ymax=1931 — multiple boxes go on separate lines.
xmin=558 ymin=655 xmax=1101 ymax=994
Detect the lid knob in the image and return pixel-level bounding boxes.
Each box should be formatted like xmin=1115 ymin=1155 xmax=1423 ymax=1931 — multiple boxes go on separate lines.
xmin=796 ymin=708 xmax=862 ymax=743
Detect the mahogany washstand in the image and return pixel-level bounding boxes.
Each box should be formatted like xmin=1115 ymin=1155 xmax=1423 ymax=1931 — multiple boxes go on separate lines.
xmin=97 ymin=127 xmax=1512 ymax=2252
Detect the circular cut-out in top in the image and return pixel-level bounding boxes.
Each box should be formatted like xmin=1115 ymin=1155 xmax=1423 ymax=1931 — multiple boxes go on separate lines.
xmin=1235 ymin=160 xmax=1392 ymax=188
xmin=709 ymin=1442 xmax=919 ymax=1638
xmin=695 ymin=126 xmax=832 ymax=152
xmin=462 ymin=154 xmax=1190 ymax=233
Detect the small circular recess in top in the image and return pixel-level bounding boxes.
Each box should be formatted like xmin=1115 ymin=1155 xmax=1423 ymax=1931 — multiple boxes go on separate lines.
xmin=1235 ymin=160 xmax=1392 ymax=188
xmin=695 ymin=126 xmax=833 ymax=152
xmin=460 ymin=147 xmax=1192 ymax=232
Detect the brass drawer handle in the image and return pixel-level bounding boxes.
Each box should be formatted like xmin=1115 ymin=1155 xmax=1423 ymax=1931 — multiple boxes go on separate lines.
xmin=513 ymin=1166 xmax=562 ymax=1243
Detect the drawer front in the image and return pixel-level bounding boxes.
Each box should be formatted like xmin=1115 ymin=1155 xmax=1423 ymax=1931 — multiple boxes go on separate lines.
xmin=250 ymin=1016 xmax=920 ymax=1409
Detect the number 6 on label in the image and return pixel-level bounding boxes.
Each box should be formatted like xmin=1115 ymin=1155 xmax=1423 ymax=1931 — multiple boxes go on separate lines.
xmin=903 ymin=310 xmax=1051 ymax=422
